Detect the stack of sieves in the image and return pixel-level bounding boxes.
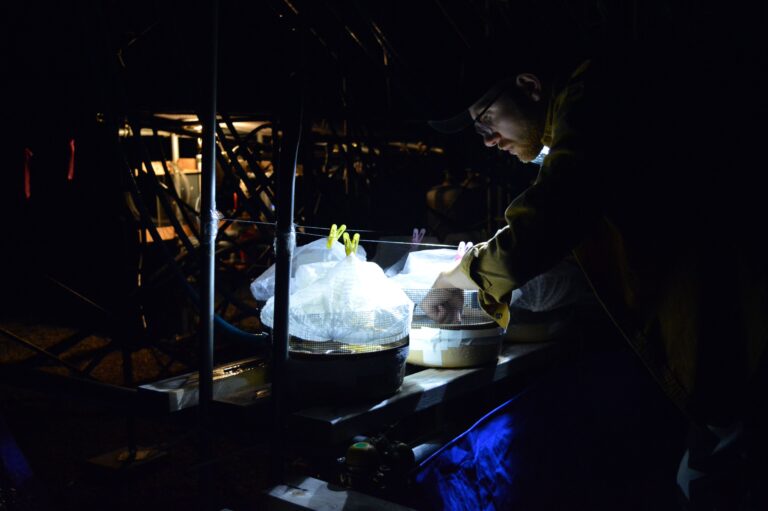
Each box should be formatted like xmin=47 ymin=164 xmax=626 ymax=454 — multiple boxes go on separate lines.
xmin=260 ymin=256 xmax=414 ymax=403
xmin=406 ymin=289 xmax=504 ymax=368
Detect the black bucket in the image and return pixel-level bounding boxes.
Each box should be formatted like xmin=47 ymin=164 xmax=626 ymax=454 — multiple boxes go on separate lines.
xmin=286 ymin=338 xmax=409 ymax=404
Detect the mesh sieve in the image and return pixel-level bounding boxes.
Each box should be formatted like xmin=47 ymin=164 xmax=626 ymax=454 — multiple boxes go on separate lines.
xmin=407 ymin=289 xmax=496 ymax=329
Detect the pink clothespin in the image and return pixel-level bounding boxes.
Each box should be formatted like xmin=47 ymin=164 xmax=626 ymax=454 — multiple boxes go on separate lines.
xmin=410 ymin=228 xmax=426 ymax=252
xmin=24 ymin=147 xmax=33 ymax=199
xmin=67 ymin=138 xmax=76 ymax=181
xmin=454 ymin=241 xmax=474 ymax=261
xmin=411 ymin=228 xmax=426 ymax=244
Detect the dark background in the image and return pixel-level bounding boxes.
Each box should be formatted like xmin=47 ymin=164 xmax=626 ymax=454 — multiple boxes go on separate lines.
xmin=1 ymin=1 xmax=766 ymax=509
xmin=3 ymin=0 xmax=765 ymax=315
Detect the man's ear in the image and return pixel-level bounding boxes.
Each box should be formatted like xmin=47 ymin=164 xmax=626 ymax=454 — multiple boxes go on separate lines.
xmin=515 ymin=73 xmax=542 ymax=102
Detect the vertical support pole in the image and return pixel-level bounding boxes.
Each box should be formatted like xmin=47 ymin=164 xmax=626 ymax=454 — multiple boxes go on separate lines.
xmin=171 ymin=133 xmax=180 ymax=165
xmin=199 ymin=0 xmax=219 ymax=507
xmin=270 ymin=80 xmax=304 ymax=484
xmin=120 ymin=331 xmax=137 ymax=461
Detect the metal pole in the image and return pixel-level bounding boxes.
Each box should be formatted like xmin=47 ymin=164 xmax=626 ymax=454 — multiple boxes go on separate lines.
xmin=199 ymin=0 xmax=219 ymax=507
xmin=270 ymin=80 xmax=304 ymax=484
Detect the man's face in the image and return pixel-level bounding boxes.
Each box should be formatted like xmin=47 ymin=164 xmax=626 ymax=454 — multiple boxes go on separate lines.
xmin=469 ymin=78 xmax=546 ymax=163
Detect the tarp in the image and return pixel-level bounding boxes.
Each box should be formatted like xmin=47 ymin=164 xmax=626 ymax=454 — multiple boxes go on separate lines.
xmin=412 ymin=348 xmax=686 ymax=510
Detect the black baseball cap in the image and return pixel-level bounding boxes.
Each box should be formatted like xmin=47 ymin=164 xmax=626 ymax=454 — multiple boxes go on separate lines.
xmin=423 ymin=33 xmax=565 ymax=134
xmin=425 ymin=49 xmax=512 ymax=134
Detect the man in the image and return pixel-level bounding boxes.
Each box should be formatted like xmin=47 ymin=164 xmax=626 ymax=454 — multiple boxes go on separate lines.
xmin=422 ymin=42 xmax=768 ymax=508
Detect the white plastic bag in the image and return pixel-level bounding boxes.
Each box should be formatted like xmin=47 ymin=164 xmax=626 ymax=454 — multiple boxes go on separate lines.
xmin=389 ymin=248 xmax=457 ymax=288
xmin=294 ymin=261 xmax=339 ymax=290
xmin=388 ymin=248 xmax=459 ymax=313
xmin=249 ymin=237 xmax=366 ymax=301
xmin=510 ymin=258 xmax=594 ymax=312
xmin=260 ymin=256 xmax=413 ymax=345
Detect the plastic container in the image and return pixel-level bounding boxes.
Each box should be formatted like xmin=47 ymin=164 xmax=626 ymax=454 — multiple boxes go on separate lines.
xmin=406 ymin=290 xmax=504 ymax=368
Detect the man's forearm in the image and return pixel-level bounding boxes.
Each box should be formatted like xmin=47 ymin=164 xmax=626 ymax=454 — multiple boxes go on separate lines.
xmin=433 ymin=261 xmax=480 ymax=290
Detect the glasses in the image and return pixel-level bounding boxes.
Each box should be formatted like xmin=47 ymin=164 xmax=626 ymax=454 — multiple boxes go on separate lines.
xmin=472 ymin=86 xmax=508 ymax=137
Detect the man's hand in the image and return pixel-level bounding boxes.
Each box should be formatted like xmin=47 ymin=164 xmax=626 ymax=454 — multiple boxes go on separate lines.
xmin=421 ymin=287 xmax=465 ymax=324
xmin=420 ymin=261 xmax=479 ymax=324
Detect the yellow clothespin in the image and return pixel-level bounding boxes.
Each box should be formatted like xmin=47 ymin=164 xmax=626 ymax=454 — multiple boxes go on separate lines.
xmin=343 ymin=232 xmax=360 ymax=256
xmin=327 ymin=223 xmax=346 ymax=249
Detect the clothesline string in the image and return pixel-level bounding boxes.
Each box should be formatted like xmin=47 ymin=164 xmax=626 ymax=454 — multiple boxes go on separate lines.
xmin=218 ymin=217 xmax=461 ymax=249
xmin=220 ymin=217 xmax=378 ymax=233
xmin=296 ymin=231 xmax=458 ymax=249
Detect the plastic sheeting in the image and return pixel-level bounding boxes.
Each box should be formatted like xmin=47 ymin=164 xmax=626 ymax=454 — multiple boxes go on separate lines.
xmin=249 ymin=238 xmax=366 ymax=301
xmin=387 ymin=250 xmax=592 ymax=317
xmin=389 ymin=249 xmax=457 ymax=287
xmin=260 ymin=256 xmax=413 ymax=345
xmin=511 ymin=258 xmax=594 ymax=313
xmin=411 ymin=349 xmax=686 ymax=510
xmin=388 ymin=249 xmax=458 ymax=314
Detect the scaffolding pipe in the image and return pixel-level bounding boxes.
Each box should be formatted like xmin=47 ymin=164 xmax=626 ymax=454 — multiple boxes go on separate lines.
xmin=199 ymin=0 xmax=219 ymax=424
xmin=270 ymin=82 xmax=304 ymax=484
xmin=199 ymin=0 xmax=219 ymax=507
